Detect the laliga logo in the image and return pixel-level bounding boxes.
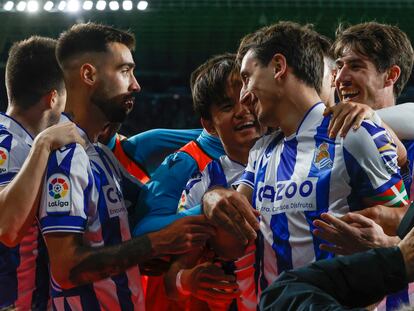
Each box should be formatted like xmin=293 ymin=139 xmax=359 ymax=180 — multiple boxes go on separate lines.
xmin=48 ymin=177 xmax=70 ymax=208
xmin=0 ymin=149 xmax=7 ymax=166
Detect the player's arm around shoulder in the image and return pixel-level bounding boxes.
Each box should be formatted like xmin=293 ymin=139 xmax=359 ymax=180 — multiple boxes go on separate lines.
xmin=0 ymin=122 xmax=84 ymax=246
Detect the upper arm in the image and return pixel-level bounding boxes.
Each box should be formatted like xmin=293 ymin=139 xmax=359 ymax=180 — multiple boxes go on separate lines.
xmin=343 ymin=122 xmax=408 ymax=207
xmin=38 ymin=145 xmax=91 ymax=285
xmin=43 ymin=232 xmax=85 ymax=289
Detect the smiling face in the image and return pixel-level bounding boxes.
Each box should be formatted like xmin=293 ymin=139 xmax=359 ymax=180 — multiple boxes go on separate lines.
xmin=203 ymin=74 xmax=262 ymax=160
xmin=240 ymin=49 xmax=279 ymax=128
xmin=335 ymin=47 xmax=389 ymax=109
xmin=91 ymin=42 xmax=141 ymax=123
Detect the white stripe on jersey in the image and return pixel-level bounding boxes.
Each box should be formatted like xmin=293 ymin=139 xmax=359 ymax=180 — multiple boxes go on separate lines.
xmin=239 ymin=102 xmax=405 ymax=292
xmin=38 ymin=114 xmax=144 ymax=311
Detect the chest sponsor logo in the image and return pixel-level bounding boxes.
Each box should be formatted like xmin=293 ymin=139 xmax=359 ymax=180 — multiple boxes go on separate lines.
xmin=46 ymin=173 xmax=71 ymax=213
xmin=256 ymin=178 xmax=317 ymax=215
xmin=0 ymin=147 xmax=9 ymax=174
xmin=313 ymin=143 xmax=333 ymax=170
xmin=103 ymin=184 xmax=127 ymax=218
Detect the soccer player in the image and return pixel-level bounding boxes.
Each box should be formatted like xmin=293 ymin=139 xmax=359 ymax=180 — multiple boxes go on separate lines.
xmin=201 ymin=21 xmax=408 ymax=296
xmin=37 ymin=23 xmax=214 ymax=310
xmin=0 ymin=36 xmax=84 ymax=310
xmin=165 ymin=54 xmax=261 ymax=311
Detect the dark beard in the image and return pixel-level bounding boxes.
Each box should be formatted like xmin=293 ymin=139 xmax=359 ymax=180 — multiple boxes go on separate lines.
xmin=91 ymin=92 xmax=134 ymax=123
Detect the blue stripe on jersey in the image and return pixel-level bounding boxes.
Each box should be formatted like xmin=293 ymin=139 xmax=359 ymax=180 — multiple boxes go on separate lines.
xmin=386 ymin=287 xmax=409 ymax=311
xmin=0 ymin=243 xmax=18 ymax=307
xmin=51 ymin=284 xmax=101 ymax=311
xmin=32 ymin=232 xmax=49 ymax=310
xmin=306 ymin=116 xmax=335 ymax=261
xmin=207 ymin=160 xmax=228 ymax=189
xmin=272 ymin=138 xmax=297 ymax=273
xmin=92 ymin=154 xmax=134 ymax=311
xmin=0 ymin=172 xmax=17 ymax=185
xmin=40 ymin=216 xmax=86 ymax=234
xmin=240 ymin=171 xmax=254 ymax=188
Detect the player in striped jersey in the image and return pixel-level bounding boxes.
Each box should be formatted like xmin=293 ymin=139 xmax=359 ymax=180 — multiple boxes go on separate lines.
xmin=37 ymin=23 xmax=214 ymax=311
xmin=164 ymin=54 xmax=261 ymax=311
xmin=0 ymin=37 xmax=84 ymax=310
xmin=202 ymin=21 xmax=408 ymax=295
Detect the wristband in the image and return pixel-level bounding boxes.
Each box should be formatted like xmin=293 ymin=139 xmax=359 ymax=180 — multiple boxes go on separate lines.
xmin=176 ymin=269 xmax=191 ymax=296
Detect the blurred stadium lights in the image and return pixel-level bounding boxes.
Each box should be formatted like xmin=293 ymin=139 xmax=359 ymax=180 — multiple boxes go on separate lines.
xmin=0 ymin=0 xmax=148 ymax=11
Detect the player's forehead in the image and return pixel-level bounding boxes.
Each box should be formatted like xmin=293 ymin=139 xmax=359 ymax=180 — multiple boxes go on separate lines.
xmin=105 ymin=42 xmax=135 ymax=67
xmin=240 ymin=49 xmax=259 ymax=75
xmin=335 ymin=46 xmax=374 ymax=66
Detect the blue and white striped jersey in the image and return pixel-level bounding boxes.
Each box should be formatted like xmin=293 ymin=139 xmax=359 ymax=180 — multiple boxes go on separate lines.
xmin=179 ymin=156 xmax=257 ymax=311
xmin=178 ymin=155 xmax=245 ymax=211
xmin=38 ymin=114 xmax=144 ymax=311
xmin=239 ymin=102 xmax=408 ymax=292
xmin=0 ymin=113 xmax=50 ymax=310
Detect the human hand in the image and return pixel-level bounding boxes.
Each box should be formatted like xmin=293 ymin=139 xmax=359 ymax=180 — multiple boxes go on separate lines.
xmin=323 ymin=101 xmax=375 ymax=138
xmin=202 ymin=188 xmax=259 ymax=246
xmin=180 ymin=262 xmax=240 ymax=303
xmin=313 ymin=212 xmax=399 ymax=255
xmin=36 ymin=121 xmax=86 ymax=151
xmin=149 ymin=215 xmax=215 ymax=256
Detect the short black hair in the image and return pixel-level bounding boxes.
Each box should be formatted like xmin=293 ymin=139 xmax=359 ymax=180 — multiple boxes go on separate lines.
xmin=333 ymin=22 xmax=414 ymax=97
xmin=5 ymin=36 xmax=64 ymax=109
xmin=191 ymin=53 xmax=239 ymax=120
xmin=56 ymin=22 xmax=135 ymax=69
xmin=237 ymin=21 xmax=324 ymax=94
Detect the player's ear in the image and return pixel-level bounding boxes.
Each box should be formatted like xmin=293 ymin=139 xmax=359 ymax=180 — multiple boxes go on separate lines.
xmin=201 ymin=117 xmax=218 ymax=136
xmin=271 ymin=53 xmax=287 ymax=80
xmin=384 ymin=65 xmax=401 ymax=88
xmin=42 ymin=89 xmax=58 ymax=109
xmin=80 ymin=63 xmax=97 ymax=86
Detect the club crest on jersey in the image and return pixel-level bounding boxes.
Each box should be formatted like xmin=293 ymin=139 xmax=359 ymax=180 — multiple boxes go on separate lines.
xmin=313 ymin=143 xmax=333 ymax=170
xmin=46 ymin=173 xmax=71 ymax=214
xmin=0 ymin=147 xmax=9 ymax=174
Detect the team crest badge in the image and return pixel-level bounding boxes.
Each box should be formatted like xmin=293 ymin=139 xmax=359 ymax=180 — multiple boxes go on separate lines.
xmin=313 ymin=143 xmax=333 ymax=170
xmin=46 ymin=173 xmax=71 ymax=214
xmin=0 ymin=147 xmax=9 ymax=174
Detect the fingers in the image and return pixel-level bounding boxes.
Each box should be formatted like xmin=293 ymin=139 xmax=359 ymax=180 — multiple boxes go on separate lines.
xmin=319 ymin=243 xmax=348 ymax=255
xmin=231 ymin=194 xmax=260 ymax=231
xmin=196 ymin=287 xmax=241 ymax=302
xmin=341 ymin=212 xmax=375 ymax=227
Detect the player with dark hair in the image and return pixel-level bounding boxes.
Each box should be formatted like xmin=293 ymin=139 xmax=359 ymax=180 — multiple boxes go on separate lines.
xmin=37 ymin=23 xmax=214 ymax=310
xmin=0 ymin=36 xmax=83 ymax=310
xmin=201 ymin=21 xmax=408 ymax=297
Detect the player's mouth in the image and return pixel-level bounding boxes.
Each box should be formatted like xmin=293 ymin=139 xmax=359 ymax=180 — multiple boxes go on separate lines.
xmin=340 ymin=88 xmax=360 ymax=101
xmin=124 ymin=96 xmax=135 ymax=110
xmin=235 ymin=120 xmax=257 ymax=131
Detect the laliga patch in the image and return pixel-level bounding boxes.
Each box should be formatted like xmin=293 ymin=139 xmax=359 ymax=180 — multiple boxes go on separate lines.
xmin=0 ymin=147 xmax=9 ymax=174
xmin=46 ymin=173 xmax=71 ymax=214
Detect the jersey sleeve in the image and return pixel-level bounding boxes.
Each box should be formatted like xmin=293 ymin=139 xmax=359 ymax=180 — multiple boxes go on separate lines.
xmin=0 ymin=131 xmax=27 ymax=186
xmin=238 ymin=137 xmax=264 ymax=189
xmin=177 ymin=167 xmax=211 ymax=212
xmin=343 ymin=121 xmax=408 ymax=207
xmin=123 ymin=129 xmax=202 ymax=176
xmin=38 ymin=143 xmax=92 ymax=235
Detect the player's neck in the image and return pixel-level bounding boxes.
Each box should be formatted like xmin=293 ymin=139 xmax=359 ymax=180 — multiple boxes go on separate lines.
xmin=277 ymin=85 xmax=321 ymax=137
xmin=65 ymin=95 xmax=108 ymax=143
xmin=6 ymin=103 xmax=48 ymax=137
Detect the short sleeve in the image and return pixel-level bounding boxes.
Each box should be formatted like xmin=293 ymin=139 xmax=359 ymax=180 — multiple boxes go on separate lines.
xmin=38 ymin=143 xmax=92 ymax=234
xmin=343 ymin=121 xmax=408 ymax=207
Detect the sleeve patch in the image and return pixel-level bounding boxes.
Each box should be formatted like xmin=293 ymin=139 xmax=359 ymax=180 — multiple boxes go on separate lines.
xmin=46 ymin=173 xmax=72 ymax=215
xmin=0 ymin=147 xmax=10 ymax=174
